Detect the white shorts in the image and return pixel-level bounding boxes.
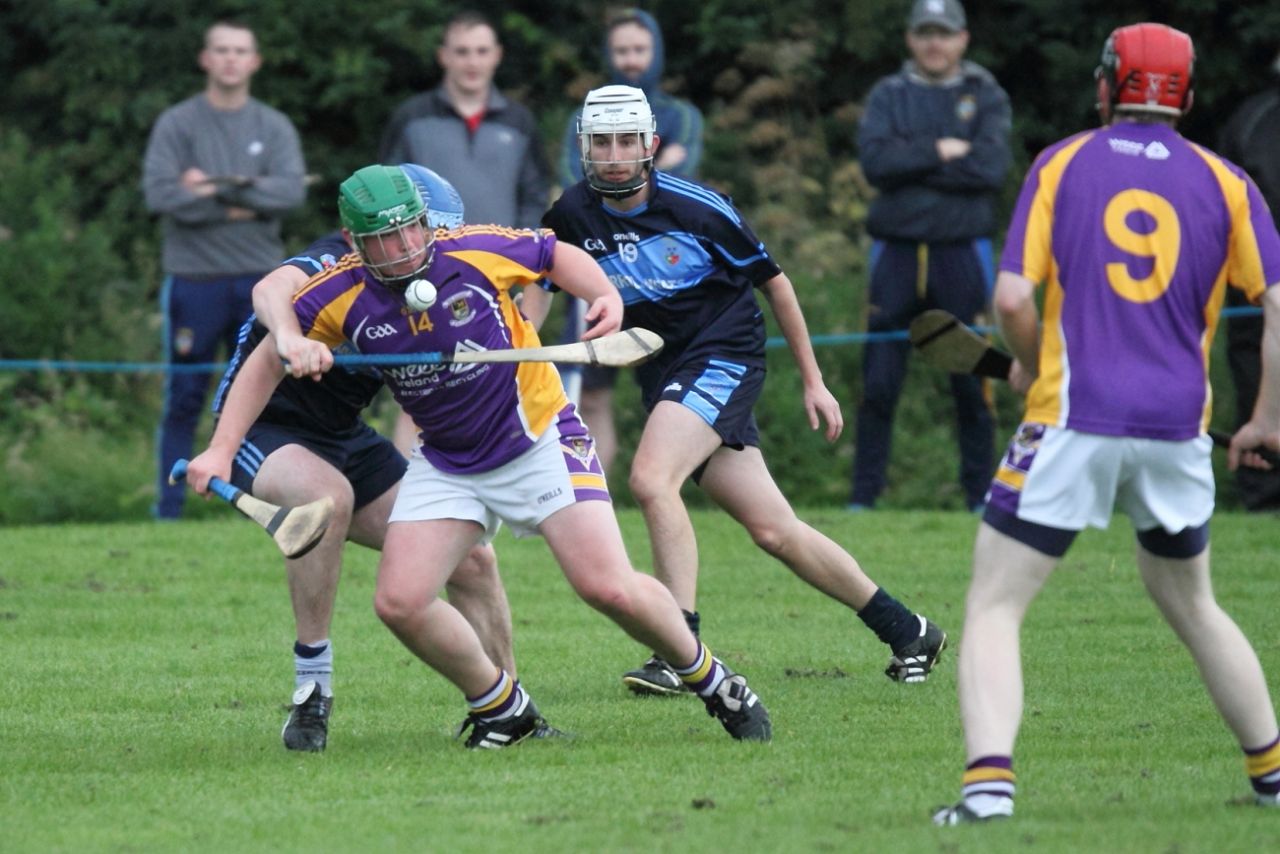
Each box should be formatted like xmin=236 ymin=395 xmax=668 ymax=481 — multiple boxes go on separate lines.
xmin=986 ymin=423 xmax=1215 ymax=533
xmin=387 ymin=421 xmax=610 ymax=541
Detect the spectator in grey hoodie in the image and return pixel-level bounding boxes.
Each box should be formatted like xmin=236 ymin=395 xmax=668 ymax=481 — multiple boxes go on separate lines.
xmin=142 ymin=19 xmax=306 ymax=519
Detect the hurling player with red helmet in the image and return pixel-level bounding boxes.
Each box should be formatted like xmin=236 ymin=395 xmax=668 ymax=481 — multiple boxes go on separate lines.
xmin=934 ymin=23 xmax=1280 ymax=824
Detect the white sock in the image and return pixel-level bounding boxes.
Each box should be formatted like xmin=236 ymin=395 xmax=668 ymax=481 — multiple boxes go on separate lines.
xmin=294 ymin=639 xmax=333 ymax=697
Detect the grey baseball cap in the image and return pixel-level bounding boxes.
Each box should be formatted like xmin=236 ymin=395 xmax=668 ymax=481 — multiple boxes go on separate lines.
xmin=908 ymin=0 xmax=966 ymax=32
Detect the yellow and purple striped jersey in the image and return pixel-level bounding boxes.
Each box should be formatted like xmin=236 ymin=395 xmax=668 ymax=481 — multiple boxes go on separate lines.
xmin=291 ymin=226 xmax=571 ymax=474
xmin=1001 ymin=121 xmax=1280 ymax=440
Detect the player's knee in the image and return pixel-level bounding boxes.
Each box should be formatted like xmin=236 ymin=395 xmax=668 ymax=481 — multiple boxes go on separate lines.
xmin=373 ymin=581 xmax=435 ymax=629
xmin=447 ymin=544 xmax=499 ymax=593
xmin=747 ymin=517 xmax=783 ymax=558
xmin=628 ymin=467 xmax=676 ymax=508
xmin=327 ymin=487 xmax=356 ymax=526
xmin=574 ymin=576 xmax=633 ymax=619
xmin=746 ymin=518 xmax=792 ymax=557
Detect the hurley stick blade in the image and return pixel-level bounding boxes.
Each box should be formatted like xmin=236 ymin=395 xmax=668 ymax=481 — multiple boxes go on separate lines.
xmin=168 ymin=459 xmax=335 ymax=559
xmin=909 ymin=310 xmax=1012 ymax=380
xmin=229 ymin=492 xmax=335 ymax=559
xmin=579 ymin=327 xmax=664 ymax=367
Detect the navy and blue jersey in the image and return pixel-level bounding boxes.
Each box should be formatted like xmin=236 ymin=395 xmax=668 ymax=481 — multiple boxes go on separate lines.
xmin=212 ymin=233 xmax=384 ymax=435
xmin=280 ymin=231 xmax=349 ymax=277
xmin=542 ymin=172 xmax=782 ymax=394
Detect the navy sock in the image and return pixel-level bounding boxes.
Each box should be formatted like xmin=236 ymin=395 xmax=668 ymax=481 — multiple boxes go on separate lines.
xmin=856 ymin=588 xmax=918 ymax=651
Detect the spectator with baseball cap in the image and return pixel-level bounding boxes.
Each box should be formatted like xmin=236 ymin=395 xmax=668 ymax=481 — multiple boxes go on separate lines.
xmin=848 ymin=0 xmax=1011 ymax=513
xmin=908 ymin=0 xmax=966 ymax=31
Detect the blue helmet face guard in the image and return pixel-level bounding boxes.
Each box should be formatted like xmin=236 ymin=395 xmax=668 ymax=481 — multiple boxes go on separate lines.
xmin=399 ymin=163 xmax=466 ymax=229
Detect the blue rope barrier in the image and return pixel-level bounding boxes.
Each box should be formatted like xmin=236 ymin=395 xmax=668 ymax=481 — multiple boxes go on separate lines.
xmin=0 ymin=305 xmax=1265 ymax=373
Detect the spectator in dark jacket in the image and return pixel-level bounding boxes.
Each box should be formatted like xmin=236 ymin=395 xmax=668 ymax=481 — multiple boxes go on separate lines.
xmin=849 ymin=0 xmax=1011 ymax=513
xmin=379 ymin=10 xmax=549 ymax=229
xmin=1218 ymin=54 xmax=1280 ymax=510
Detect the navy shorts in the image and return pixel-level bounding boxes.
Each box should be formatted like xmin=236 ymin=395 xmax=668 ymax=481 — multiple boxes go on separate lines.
xmin=646 ymin=356 xmax=763 ymax=450
xmin=230 ymin=421 xmax=407 ymax=510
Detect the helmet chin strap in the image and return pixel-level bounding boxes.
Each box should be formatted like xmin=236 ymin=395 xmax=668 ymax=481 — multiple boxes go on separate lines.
xmin=362 ymin=239 xmax=436 ymax=292
xmin=587 ymin=163 xmax=652 ymax=201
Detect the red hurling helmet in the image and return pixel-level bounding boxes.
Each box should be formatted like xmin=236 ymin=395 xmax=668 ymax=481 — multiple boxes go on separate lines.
xmin=1096 ymin=23 xmax=1195 ymax=118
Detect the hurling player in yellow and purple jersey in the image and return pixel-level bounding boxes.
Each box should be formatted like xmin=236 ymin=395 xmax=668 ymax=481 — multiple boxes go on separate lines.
xmin=188 ymin=166 xmax=543 ymax=753
xmin=232 ymin=164 xmax=772 ymax=747
xmin=935 ymin=24 xmax=1280 ymax=825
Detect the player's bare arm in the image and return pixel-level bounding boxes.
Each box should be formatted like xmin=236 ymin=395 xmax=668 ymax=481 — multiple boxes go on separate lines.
xmin=760 ymin=272 xmax=844 ymax=441
xmin=1230 ymin=285 xmax=1280 ymax=470
xmin=252 ymin=265 xmax=333 ymax=380
xmin=548 ymin=242 xmax=623 ymax=339
xmin=517 ymin=283 xmax=554 ymax=331
xmin=187 ymin=335 xmax=288 ymax=494
xmin=993 ymin=271 xmax=1040 ymax=394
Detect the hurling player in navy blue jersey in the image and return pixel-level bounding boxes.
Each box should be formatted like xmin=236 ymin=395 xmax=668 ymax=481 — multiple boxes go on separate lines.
xmin=190 ymin=165 xmax=540 ymax=752
xmin=543 ymin=86 xmax=948 ymax=694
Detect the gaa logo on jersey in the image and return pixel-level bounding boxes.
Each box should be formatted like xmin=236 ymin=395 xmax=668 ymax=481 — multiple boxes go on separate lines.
xmin=955 ymin=94 xmax=976 ymax=123
xmin=447 ymin=293 xmax=477 ymax=327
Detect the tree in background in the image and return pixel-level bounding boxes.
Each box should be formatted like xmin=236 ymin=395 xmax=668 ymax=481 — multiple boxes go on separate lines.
xmin=3 ymin=0 xmax=1278 ymax=518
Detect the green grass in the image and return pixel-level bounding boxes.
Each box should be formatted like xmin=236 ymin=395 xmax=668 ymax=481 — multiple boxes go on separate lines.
xmin=2 ymin=510 xmax=1279 ymax=852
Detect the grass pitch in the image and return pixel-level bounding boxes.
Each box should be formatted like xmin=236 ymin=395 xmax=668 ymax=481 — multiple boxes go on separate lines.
xmin=2 ymin=509 xmax=1278 ymax=852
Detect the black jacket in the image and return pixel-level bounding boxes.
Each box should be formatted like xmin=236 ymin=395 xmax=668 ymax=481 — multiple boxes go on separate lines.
xmin=858 ymin=61 xmax=1011 ymax=242
xmin=1219 ymin=85 xmax=1280 ymax=215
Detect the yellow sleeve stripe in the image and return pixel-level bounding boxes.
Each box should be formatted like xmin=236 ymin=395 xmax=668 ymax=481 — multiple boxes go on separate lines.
xmin=1189 ymin=143 xmax=1269 ymax=303
xmin=293 ymin=254 xmax=363 ymax=302
xmin=1023 ymin=258 xmax=1068 ymax=427
xmin=451 ymin=224 xmax=555 ymax=240
xmin=1199 ymin=262 xmax=1230 ymax=432
xmin=443 ymin=249 xmax=544 ymax=291
xmin=1020 ymin=133 xmax=1095 ymax=282
xmin=309 ymin=283 xmax=364 ymax=349
xmin=1017 ymin=135 xmax=1091 ymax=429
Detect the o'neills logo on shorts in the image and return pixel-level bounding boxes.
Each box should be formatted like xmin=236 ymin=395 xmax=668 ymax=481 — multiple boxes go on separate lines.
xmin=537 ymin=487 xmax=563 ymax=504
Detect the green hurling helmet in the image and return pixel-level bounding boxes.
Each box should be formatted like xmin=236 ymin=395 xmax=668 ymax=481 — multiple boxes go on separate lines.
xmin=337 ymin=165 xmax=434 ymax=286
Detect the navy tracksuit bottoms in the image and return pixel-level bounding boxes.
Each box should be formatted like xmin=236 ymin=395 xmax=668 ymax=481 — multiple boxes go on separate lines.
xmin=851 ymin=239 xmax=996 ymax=509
